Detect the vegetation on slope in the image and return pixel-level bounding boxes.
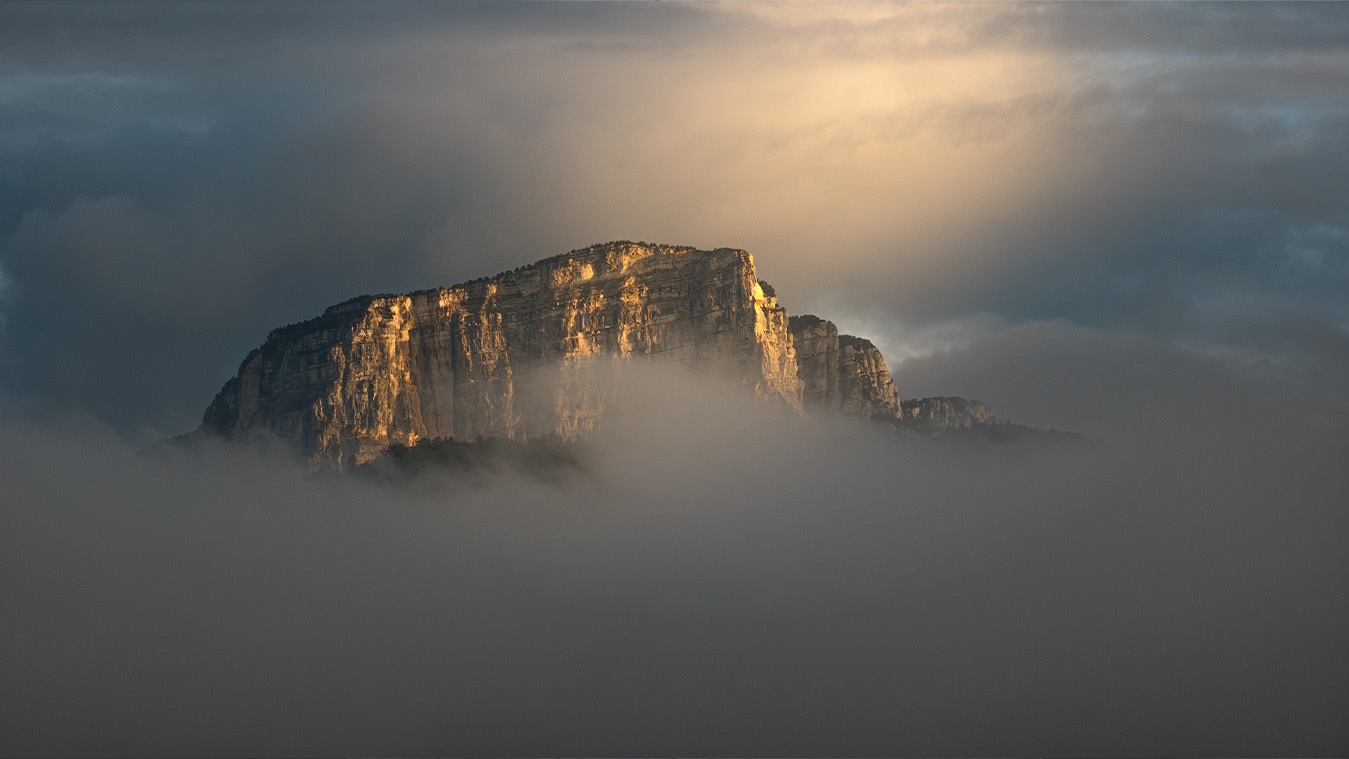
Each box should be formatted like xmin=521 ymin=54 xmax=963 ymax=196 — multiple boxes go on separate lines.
xmin=349 ymin=434 xmax=587 ymax=486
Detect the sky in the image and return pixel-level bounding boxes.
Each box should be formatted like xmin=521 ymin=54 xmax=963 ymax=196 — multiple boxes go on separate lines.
xmin=0 ymin=1 xmax=1345 ymax=439
xmin=1 ymin=2 xmax=1347 ymax=756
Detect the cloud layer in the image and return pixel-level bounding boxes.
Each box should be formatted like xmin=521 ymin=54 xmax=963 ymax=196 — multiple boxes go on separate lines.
xmin=0 ymin=6 xmax=1345 ymax=754
xmin=2 ymin=367 xmax=1346 ymax=756
xmin=1 ymin=3 xmax=1346 ymax=436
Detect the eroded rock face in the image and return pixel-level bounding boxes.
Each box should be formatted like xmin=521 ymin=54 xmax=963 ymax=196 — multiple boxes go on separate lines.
xmin=200 ymin=242 xmax=803 ymax=469
xmin=787 ymin=315 xmax=841 ymax=410
xmin=837 ymin=334 xmax=901 ymax=420
xmin=197 ymin=241 xmax=1003 ymax=469
xmin=787 ymin=315 xmax=904 ymax=420
xmin=899 ymin=396 xmax=998 ymax=431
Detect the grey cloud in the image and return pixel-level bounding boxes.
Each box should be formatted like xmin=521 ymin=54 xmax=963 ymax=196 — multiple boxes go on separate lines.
xmin=2 ymin=7 xmax=1344 ymax=755
xmin=889 ymin=319 xmax=1349 ymax=443
xmin=822 ymin=77 xmax=1349 ymax=339
xmin=1 ymin=1 xmax=1347 ymax=441
xmin=936 ymin=3 xmax=1349 ymax=58
xmin=735 ymin=3 xmax=1349 ymax=61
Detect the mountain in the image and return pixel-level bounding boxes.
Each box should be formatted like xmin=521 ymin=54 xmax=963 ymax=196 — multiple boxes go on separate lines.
xmin=194 ymin=241 xmax=996 ymax=469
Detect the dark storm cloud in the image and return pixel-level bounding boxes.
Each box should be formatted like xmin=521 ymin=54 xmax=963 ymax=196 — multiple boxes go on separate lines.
xmin=2 ymin=367 xmax=1345 ymax=757
xmin=0 ymin=2 xmax=754 ymax=437
xmin=2 ymin=2 xmax=1347 ymax=438
xmin=0 ymin=5 xmax=522 ymax=432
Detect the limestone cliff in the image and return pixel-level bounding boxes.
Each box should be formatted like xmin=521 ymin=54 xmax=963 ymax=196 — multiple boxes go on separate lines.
xmin=837 ymin=334 xmax=902 ymax=420
xmin=898 ymin=396 xmax=998 ymax=432
xmin=787 ymin=315 xmax=840 ymax=410
xmin=788 ymin=316 xmax=901 ymax=420
xmin=197 ymin=241 xmax=1004 ymax=469
xmin=784 ymin=315 xmax=1001 ymax=435
xmin=200 ymin=242 xmax=802 ymax=469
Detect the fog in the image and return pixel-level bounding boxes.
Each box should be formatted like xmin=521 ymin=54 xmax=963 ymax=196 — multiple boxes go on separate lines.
xmin=2 ymin=362 xmax=1345 ymax=757
xmin=2 ymin=3 xmax=1347 ymax=755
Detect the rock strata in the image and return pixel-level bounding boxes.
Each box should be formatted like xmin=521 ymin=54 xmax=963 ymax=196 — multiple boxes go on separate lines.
xmin=837 ymin=334 xmax=902 ymax=420
xmin=788 ymin=316 xmax=902 ymax=420
xmin=201 ymin=242 xmax=803 ymax=469
xmin=899 ymin=396 xmax=998 ymax=432
xmin=787 ymin=315 xmax=840 ymax=410
xmin=196 ymin=241 xmax=999 ymax=469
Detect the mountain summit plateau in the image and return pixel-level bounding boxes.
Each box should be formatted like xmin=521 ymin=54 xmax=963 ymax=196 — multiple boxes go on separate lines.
xmin=194 ymin=241 xmax=993 ymax=469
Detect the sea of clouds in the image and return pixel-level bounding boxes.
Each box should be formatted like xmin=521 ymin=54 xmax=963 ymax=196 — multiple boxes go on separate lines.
xmin=2 ymin=351 xmax=1345 ymax=757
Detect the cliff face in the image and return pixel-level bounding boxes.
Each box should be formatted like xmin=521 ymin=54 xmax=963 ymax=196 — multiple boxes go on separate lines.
xmin=787 ymin=315 xmax=840 ymax=410
xmin=837 ymin=335 xmax=902 ymax=420
xmin=788 ymin=316 xmax=901 ymax=420
xmin=200 ymin=242 xmax=802 ymax=469
xmin=199 ymin=241 xmax=1001 ymax=469
xmin=899 ymin=396 xmax=997 ymax=431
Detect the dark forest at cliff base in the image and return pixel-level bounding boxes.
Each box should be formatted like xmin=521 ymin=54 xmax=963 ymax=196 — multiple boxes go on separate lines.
xmin=346 ymin=434 xmax=590 ymax=488
xmin=331 ymin=416 xmax=1097 ymax=488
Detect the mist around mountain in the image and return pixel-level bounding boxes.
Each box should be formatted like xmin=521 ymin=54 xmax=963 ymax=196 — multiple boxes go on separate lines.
xmin=333 ymin=414 xmax=1095 ymax=489
xmin=4 ymin=249 xmax=1344 ymax=757
xmin=2 ymin=357 xmax=1345 ymax=757
xmin=3 ymin=3 xmax=1347 ymax=755
xmin=182 ymin=241 xmax=1075 ymax=476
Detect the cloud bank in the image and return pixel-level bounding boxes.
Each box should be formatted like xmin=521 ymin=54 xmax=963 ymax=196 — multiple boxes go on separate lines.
xmin=2 ymin=366 xmax=1346 ymax=756
xmin=1 ymin=5 xmax=1345 ymax=755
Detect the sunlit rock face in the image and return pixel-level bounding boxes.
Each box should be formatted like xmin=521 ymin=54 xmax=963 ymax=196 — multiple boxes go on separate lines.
xmin=200 ymin=242 xmax=804 ymax=469
xmin=197 ymin=241 xmax=1004 ymax=469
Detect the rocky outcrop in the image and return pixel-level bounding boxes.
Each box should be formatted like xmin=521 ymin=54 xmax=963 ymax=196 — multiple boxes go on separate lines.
xmin=196 ymin=241 xmax=1003 ymax=469
xmin=837 ymin=334 xmax=901 ymax=420
xmin=787 ymin=315 xmax=840 ymax=410
xmin=785 ymin=316 xmax=1000 ymax=435
xmin=199 ymin=242 xmax=803 ymax=469
xmin=788 ymin=316 xmax=901 ymax=420
xmin=899 ymin=396 xmax=997 ymax=432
